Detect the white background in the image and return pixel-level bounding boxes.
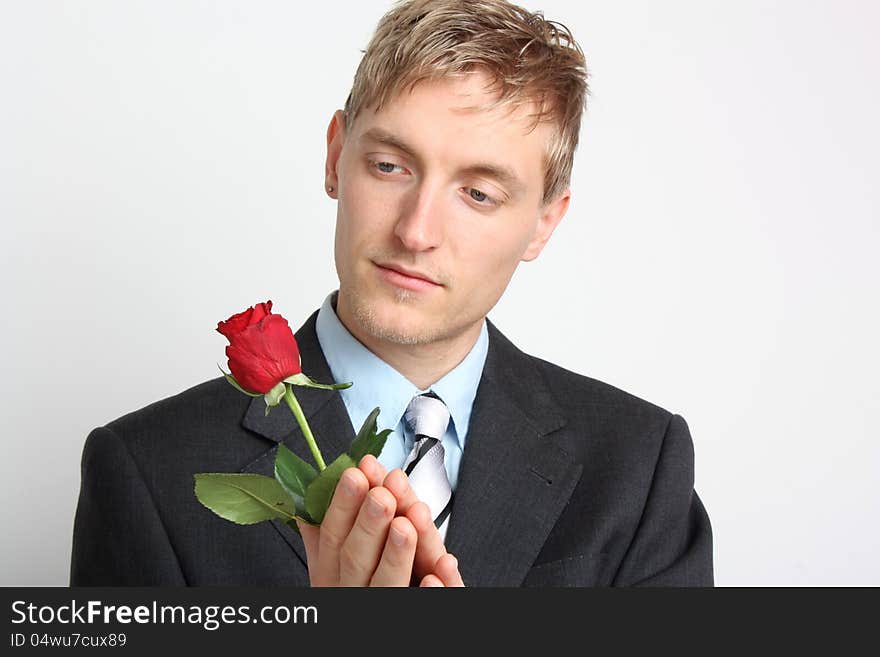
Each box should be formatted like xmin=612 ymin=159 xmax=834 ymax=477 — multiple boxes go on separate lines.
xmin=1 ymin=0 xmax=877 ymax=586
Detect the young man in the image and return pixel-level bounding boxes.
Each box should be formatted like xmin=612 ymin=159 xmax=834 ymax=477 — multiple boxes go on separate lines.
xmin=71 ymin=0 xmax=713 ymax=587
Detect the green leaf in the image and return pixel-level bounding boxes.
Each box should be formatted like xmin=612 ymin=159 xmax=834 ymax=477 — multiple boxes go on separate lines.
xmin=217 ymin=364 xmax=261 ymax=397
xmin=370 ymin=429 xmax=392 ymax=457
xmin=348 ymin=407 xmax=392 ymax=463
xmin=274 ymin=443 xmax=318 ymax=512
xmin=283 ymin=372 xmax=353 ymax=391
xmin=194 ymin=473 xmax=297 ymax=524
xmin=304 ymin=453 xmax=357 ymax=524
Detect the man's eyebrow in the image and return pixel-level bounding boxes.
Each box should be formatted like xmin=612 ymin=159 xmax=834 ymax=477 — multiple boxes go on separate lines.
xmin=360 ymin=127 xmax=419 ymax=158
xmin=360 ymin=127 xmax=526 ymax=195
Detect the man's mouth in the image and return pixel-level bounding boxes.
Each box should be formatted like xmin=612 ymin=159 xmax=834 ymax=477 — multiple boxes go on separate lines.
xmin=373 ymin=261 xmax=443 ymax=292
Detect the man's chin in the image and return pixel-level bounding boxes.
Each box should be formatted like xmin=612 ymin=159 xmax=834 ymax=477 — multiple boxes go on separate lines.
xmin=367 ymin=312 xmax=439 ymax=346
xmin=346 ymin=291 xmax=442 ymax=346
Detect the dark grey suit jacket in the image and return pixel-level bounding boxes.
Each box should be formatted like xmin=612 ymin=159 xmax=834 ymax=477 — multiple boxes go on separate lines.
xmin=70 ymin=311 xmax=713 ymax=586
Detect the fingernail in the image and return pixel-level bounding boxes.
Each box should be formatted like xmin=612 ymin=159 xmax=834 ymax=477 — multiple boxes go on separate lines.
xmin=366 ymin=494 xmax=386 ymax=517
xmin=340 ymin=472 xmax=358 ymax=497
xmin=390 ymin=527 xmax=408 ymax=547
xmin=424 ymin=579 xmax=442 ymax=588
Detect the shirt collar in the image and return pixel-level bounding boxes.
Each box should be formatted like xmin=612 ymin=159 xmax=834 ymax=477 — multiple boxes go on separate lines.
xmin=314 ymin=291 xmax=489 ymax=448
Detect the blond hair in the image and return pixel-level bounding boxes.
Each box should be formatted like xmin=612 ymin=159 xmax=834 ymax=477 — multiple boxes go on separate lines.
xmin=343 ymin=0 xmax=589 ymax=204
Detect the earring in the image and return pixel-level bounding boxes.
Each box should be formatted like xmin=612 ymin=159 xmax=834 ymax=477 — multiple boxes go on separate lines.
xmin=327 ymin=185 xmax=334 ymax=193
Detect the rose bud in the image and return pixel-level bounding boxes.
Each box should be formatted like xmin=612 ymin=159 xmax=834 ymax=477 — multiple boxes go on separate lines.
xmin=216 ymin=300 xmax=302 ymax=394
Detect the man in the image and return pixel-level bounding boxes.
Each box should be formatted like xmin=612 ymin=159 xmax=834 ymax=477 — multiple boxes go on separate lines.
xmin=71 ymin=0 xmax=713 ymax=587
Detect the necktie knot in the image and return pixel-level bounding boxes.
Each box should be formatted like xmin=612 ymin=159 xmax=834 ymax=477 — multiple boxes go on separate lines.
xmin=404 ymin=392 xmax=450 ymax=439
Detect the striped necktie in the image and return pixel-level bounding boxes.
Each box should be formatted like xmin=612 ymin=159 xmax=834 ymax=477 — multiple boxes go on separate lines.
xmin=402 ymin=392 xmax=453 ymax=541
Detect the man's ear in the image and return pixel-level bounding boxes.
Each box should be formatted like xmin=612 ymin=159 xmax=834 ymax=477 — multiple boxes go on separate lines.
xmin=521 ymin=188 xmax=571 ymax=262
xmin=325 ymin=109 xmax=346 ymax=197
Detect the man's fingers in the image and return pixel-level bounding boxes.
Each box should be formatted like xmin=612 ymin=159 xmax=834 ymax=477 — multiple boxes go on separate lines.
xmin=406 ymin=501 xmax=448 ymax=580
xmin=434 ymin=553 xmax=465 ymax=587
xmin=369 ymin=516 xmax=418 ymax=586
xmin=418 ymin=556 xmax=464 ymax=587
xmin=313 ymin=467 xmax=368 ymax=586
xmin=419 ymin=574 xmax=444 ymax=587
xmin=338 ymin=486 xmax=396 ymax=586
xmin=382 ymin=468 xmax=421 ymax=512
xmin=300 ymin=459 xmax=442 ymax=587
xmin=384 ymin=469 xmax=449 ymax=580
xmin=358 ymin=454 xmax=387 ymax=488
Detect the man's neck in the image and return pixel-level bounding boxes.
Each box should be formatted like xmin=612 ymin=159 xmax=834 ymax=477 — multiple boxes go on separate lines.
xmin=334 ymin=295 xmax=483 ymax=391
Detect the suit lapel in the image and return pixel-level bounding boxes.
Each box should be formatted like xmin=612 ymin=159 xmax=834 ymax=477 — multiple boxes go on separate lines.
xmin=239 ymin=310 xmax=356 ymax=569
xmin=445 ymin=322 xmax=582 ymax=586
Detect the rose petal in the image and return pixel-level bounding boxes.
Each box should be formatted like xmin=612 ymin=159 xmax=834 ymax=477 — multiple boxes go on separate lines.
xmin=225 ymin=343 xmax=279 ymax=394
xmin=255 ymin=314 xmax=302 ymax=380
xmin=216 ymin=300 xmax=273 ymax=340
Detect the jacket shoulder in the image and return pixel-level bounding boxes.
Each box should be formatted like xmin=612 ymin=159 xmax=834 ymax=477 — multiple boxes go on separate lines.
xmin=484 ymin=320 xmax=677 ymax=444
xmin=529 ymin=354 xmax=673 ymax=422
xmin=88 ymin=376 xmax=258 ymax=473
xmin=103 ymin=376 xmax=244 ymax=437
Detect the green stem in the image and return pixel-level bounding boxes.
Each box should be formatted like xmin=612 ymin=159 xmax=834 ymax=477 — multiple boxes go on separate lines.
xmin=283 ymin=384 xmax=326 ymax=471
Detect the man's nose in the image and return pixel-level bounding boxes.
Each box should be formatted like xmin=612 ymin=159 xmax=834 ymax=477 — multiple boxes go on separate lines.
xmin=393 ymin=182 xmax=445 ymax=252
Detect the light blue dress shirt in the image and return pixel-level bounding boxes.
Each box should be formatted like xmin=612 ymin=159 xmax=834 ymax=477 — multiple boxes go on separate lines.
xmin=314 ymin=292 xmax=489 ymax=490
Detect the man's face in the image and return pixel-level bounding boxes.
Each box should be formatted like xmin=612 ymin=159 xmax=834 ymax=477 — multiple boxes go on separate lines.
xmin=326 ymin=70 xmax=569 ymax=347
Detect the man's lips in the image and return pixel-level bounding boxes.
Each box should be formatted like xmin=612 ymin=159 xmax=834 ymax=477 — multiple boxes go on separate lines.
xmin=377 ymin=263 xmax=440 ymax=285
xmin=374 ymin=262 xmax=443 ymax=291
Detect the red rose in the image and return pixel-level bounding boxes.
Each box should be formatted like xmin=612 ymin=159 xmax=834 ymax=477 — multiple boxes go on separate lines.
xmin=216 ymin=300 xmax=302 ymax=394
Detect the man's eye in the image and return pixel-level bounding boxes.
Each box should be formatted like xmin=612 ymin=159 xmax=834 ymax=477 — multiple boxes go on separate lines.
xmin=467 ymin=187 xmax=493 ymax=204
xmin=373 ymin=161 xmax=402 ymax=174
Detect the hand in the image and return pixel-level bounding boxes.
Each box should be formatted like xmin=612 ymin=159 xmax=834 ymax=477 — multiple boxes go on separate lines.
xmin=296 ymin=456 xmax=464 ymax=587
xmin=418 ymin=554 xmax=463 ymax=587
xmin=359 ymin=455 xmax=464 ymax=587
